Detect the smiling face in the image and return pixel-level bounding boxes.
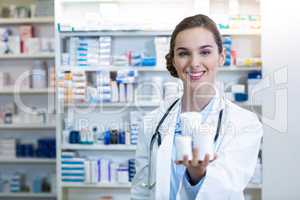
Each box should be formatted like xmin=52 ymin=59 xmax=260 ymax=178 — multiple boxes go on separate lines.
xmin=173 ymin=27 xmax=225 ymax=91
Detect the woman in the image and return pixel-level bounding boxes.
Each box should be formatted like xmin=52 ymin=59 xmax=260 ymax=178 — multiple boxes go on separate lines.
xmin=131 ymin=14 xmax=262 ymax=200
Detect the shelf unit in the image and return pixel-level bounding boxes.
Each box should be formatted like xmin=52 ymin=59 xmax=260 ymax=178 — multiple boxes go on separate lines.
xmin=64 ymin=102 xmax=160 ymax=108
xmin=59 ymin=65 xmax=167 ymax=72
xmin=0 ymin=1 xmax=56 ymax=198
xmin=61 ymin=144 xmax=137 ymax=151
xmin=0 ymin=88 xmax=55 ymax=94
xmin=56 ymin=30 xmax=164 ymax=200
xmin=0 ymin=17 xmax=54 ymax=25
xmin=219 ymin=66 xmax=261 ymax=72
xmin=61 ymin=182 xmax=131 ymax=189
xmin=0 ymin=124 xmax=55 ymax=130
xmin=0 ymin=53 xmax=55 ymax=59
xmin=220 ymin=29 xmax=260 ymax=36
xmin=0 ymin=158 xmax=56 ymax=164
xmin=0 ymin=192 xmax=56 ymax=198
xmin=60 ymin=0 xmax=189 ymax=3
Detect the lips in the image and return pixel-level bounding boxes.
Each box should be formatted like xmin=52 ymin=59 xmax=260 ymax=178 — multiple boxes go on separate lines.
xmin=186 ymin=71 xmax=206 ymax=81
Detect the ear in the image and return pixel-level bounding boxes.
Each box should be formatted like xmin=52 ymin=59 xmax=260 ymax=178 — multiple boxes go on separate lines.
xmin=218 ymin=48 xmax=226 ymax=67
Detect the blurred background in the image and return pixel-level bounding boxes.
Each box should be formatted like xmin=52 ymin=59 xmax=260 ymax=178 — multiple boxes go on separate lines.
xmin=0 ymin=0 xmax=299 ymax=200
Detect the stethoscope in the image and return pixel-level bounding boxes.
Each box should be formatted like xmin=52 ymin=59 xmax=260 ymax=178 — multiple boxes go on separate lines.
xmin=142 ymin=98 xmax=224 ymax=189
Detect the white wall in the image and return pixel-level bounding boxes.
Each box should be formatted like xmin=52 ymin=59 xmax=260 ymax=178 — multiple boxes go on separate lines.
xmin=261 ymin=0 xmax=300 ymax=199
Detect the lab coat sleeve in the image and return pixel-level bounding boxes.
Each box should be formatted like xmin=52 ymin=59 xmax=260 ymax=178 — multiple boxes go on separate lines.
xmin=194 ymin=113 xmax=263 ymax=200
xmin=131 ymin=117 xmax=151 ymax=200
xmin=182 ymin=171 xmax=205 ymax=199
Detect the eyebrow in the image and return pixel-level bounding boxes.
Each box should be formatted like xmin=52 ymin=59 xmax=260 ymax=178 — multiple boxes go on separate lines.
xmin=175 ymin=45 xmax=213 ymax=51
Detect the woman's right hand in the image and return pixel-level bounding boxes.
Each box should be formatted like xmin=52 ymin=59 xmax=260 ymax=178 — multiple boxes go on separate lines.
xmin=175 ymin=148 xmax=217 ymax=185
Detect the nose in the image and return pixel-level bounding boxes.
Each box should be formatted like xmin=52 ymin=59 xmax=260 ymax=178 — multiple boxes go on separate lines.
xmin=189 ymin=53 xmax=202 ymax=68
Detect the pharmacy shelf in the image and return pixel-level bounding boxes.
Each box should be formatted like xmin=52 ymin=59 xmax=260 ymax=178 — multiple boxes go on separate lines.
xmin=0 ymin=53 xmax=55 ymax=59
xmin=61 ymin=182 xmax=131 ymax=189
xmin=0 ymin=192 xmax=56 ymax=198
xmin=0 ymin=158 xmax=56 ymax=164
xmin=0 ymin=124 xmax=55 ymax=130
xmin=60 ymin=65 xmax=261 ymax=72
xmin=0 ymin=88 xmax=55 ymax=94
xmin=59 ymin=30 xmax=171 ymax=37
xmin=220 ymin=29 xmax=260 ymax=36
xmin=219 ymin=66 xmax=261 ymax=72
xmin=0 ymin=17 xmax=54 ymax=25
xmin=137 ymin=67 xmax=168 ymax=72
xmin=62 ymin=144 xmax=137 ymax=151
xmin=59 ymin=30 xmax=260 ymax=37
xmin=61 ymin=0 xmax=185 ymax=3
xmin=246 ymin=183 xmax=262 ymax=190
xmin=65 ymin=102 xmax=160 ymax=108
xmin=60 ymin=65 xmax=166 ymax=72
xmin=236 ymin=102 xmax=262 ymax=108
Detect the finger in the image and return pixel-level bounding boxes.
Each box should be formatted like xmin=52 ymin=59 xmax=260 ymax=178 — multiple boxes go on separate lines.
xmin=183 ymin=155 xmax=189 ymax=167
xmin=213 ymin=154 xmax=218 ymax=161
xmin=175 ymin=160 xmax=182 ymax=165
xmin=209 ymin=154 xmax=218 ymax=163
xmin=191 ymin=148 xmax=199 ymax=167
xmin=202 ymin=154 xmax=210 ymax=167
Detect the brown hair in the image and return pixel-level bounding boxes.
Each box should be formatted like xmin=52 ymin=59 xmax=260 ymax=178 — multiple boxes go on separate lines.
xmin=165 ymin=14 xmax=223 ymax=77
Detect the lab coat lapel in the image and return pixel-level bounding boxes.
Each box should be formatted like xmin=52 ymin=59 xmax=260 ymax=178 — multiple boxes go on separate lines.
xmin=206 ymin=96 xmax=225 ymax=146
xmin=155 ymin=100 xmax=180 ymax=200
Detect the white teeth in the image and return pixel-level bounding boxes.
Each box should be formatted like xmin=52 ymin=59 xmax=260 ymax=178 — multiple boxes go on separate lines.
xmin=186 ymin=71 xmax=205 ymax=80
xmin=188 ymin=71 xmax=205 ymax=76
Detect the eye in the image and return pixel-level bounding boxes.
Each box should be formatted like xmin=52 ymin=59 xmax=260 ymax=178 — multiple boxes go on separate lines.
xmin=200 ymin=50 xmax=211 ymax=56
xmin=178 ymin=51 xmax=189 ymax=57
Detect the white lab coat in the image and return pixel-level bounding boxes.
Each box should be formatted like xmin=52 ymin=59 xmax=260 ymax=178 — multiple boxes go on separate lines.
xmin=131 ymin=96 xmax=263 ymax=200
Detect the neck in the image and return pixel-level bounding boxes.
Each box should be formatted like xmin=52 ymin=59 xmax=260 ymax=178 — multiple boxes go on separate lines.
xmin=181 ymin=85 xmax=216 ymax=113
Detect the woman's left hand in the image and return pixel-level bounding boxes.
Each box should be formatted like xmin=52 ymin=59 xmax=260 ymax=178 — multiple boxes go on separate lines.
xmin=175 ymin=148 xmax=217 ymax=185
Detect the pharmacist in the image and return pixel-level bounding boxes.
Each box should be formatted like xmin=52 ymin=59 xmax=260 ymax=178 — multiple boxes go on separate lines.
xmin=131 ymin=14 xmax=263 ymax=200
